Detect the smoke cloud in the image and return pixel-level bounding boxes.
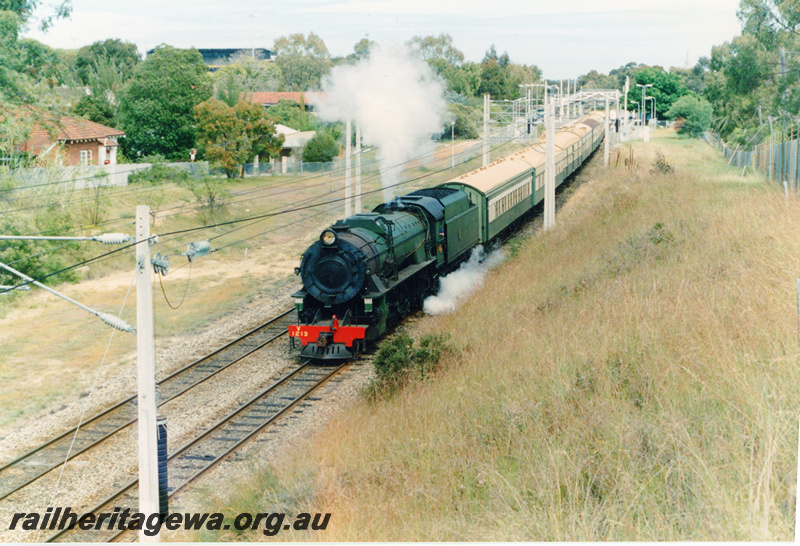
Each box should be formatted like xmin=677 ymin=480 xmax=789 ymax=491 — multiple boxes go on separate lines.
xmin=318 ymin=44 xmax=448 ymax=202
xmin=423 ymin=246 xmax=506 ymax=315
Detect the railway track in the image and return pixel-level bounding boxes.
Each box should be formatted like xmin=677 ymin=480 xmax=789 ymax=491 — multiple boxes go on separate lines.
xmin=0 ymin=308 xmax=295 ymax=502
xmin=45 ymin=362 xmax=347 ymax=543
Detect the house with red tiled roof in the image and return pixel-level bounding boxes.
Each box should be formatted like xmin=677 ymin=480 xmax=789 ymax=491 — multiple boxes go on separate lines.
xmin=21 ymin=116 xmax=125 ymax=167
xmin=243 ymin=91 xmax=327 ymax=112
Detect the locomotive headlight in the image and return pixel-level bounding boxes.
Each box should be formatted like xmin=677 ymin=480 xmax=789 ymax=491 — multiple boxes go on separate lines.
xmin=321 ymin=229 xmax=337 ymax=246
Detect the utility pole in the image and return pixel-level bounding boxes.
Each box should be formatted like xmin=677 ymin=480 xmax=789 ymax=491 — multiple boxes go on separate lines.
xmin=483 ymin=94 xmax=490 ymax=167
xmin=624 ymin=76 xmax=629 ymax=129
xmin=450 ymin=121 xmax=455 ymax=169
xmin=604 ymin=96 xmax=610 ymax=167
xmin=345 ymin=119 xmax=352 ymax=215
xmin=636 ymin=83 xmax=652 ymax=127
xmin=544 ymin=101 xmax=555 ymax=230
xmin=354 ymin=123 xmax=361 ymax=214
xmin=135 ymin=205 xmax=159 ymax=542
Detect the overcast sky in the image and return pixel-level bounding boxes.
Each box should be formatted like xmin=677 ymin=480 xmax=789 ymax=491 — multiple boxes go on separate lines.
xmin=23 ymin=0 xmax=743 ymax=79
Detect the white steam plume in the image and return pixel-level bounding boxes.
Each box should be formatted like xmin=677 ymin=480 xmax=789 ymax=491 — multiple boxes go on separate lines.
xmin=318 ymin=44 xmax=447 ymax=203
xmin=423 ymin=246 xmax=506 ymax=315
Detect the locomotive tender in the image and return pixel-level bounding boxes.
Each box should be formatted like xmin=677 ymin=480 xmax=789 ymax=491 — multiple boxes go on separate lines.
xmin=289 ymin=112 xmax=606 ymax=359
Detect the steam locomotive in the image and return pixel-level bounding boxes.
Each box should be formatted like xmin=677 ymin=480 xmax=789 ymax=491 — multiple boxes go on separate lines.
xmin=289 ymin=112 xmax=606 ymax=359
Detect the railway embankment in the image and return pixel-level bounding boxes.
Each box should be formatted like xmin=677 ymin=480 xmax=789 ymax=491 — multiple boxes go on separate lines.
xmin=188 ymin=130 xmax=800 ymax=541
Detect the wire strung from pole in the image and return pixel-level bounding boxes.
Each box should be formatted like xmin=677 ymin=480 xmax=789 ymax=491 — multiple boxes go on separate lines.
xmin=0 ymin=135 xmax=520 ymax=292
xmin=157 ymin=261 xmax=192 ymax=310
xmin=34 ymin=268 xmax=136 ymax=543
xmin=115 ymin=135 xmax=520 ymax=265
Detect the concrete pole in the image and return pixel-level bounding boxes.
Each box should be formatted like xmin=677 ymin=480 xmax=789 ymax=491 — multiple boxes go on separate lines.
xmin=483 ymin=94 xmax=490 ymax=167
xmin=544 ymin=101 xmax=556 ymax=230
xmin=543 ymin=83 xmax=548 ymax=123
xmin=345 ymin=119 xmax=352 ymax=217
xmin=624 ymin=76 xmax=629 ymax=130
xmin=604 ymin=97 xmax=610 ymax=167
xmin=355 ymin=123 xmax=361 ymax=214
xmin=136 ymin=205 xmax=159 ymax=542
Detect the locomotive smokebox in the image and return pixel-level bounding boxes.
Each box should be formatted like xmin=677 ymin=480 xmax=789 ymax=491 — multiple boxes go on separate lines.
xmin=300 ymin=231 xmax=370 ymax=306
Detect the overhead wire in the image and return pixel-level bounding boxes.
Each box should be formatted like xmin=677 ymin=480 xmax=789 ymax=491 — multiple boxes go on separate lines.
xmin=0 ymin=134 xmax=522 ymax=293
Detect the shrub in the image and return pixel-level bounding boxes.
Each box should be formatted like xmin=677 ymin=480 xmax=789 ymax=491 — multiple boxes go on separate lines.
xmin=651 ymin=148 xmax=674 ymax=175
xmin=666 ymin=95 xmax=713 ymax=138
xmin=366 ymin=332 xmax=451 ymax=399
xmin=302 ymin=131 xmax=339 ymax=163
xmin=129 ymin=163 xmax=191 ymax=185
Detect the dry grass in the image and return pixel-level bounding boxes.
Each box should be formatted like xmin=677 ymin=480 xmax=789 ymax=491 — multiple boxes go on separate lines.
xmin=200 ymin=130 xmax=800 ymax=541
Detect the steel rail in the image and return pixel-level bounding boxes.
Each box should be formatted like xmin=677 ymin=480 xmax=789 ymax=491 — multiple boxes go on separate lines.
xmin=45 ymin=362 xmax=347 ymax=543
xmin=0 ymin=308 xmax=294 ymax=501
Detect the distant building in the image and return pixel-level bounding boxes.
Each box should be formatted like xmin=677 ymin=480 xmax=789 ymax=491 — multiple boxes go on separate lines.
xmin=20 ymin=116 xmax=124 ymax=167
xmin=146 ymin=48 xmax=274 ymax=71
xmin=197 ymin=48 xmax=273 ymax=70
xmin=275 ymin=124 xmax=316 ymax=157
xmin=243 ymin=92 xmax=326 ymax=112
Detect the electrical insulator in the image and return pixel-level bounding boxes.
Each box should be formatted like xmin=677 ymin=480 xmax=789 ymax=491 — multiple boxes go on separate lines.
xmin=182 ymin=241 xmax=211 ymax=262
xmin=92 ymin=233 xmax=133 ymax=244
xmin=97 ymin=311 xmax=135 ymax=333
xmin=151 ymin=253 xmax=169 ymax=276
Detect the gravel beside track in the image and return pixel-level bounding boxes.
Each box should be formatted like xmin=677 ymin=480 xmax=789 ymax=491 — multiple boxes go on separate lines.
xmin=0 ymin=280 xmax=379 ymax=544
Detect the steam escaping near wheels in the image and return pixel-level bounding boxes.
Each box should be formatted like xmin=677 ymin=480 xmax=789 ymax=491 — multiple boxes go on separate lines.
xmin=423 ymin=245 xmax=506 ymax=315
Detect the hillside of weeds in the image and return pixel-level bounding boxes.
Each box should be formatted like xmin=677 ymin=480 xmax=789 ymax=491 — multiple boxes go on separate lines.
xmin=194 ymin=131 xmax=800 ymax=541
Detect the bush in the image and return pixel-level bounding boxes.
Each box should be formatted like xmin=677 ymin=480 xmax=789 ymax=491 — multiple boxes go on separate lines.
xmin=179 ymin=175 xmax=230 ymax=217
xmin=129 ymin=163 xmax=191 ymax=185
xmin=666 ymin=95 xmax=713 ymax=138
xmin=302 ymin=131 xmax=339 ymax=163
xmin=441 ymin=103 xmax=479 ymax=140
xmin=651 ymin=148 xmax=674 ymax=175
xmin=366 ymin=332 xmax=451 ymax=399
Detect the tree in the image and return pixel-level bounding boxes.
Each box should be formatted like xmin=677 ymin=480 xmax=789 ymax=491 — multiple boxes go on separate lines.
xmin=0 ymin=0 xmax=71 ymax=31
xmin=16 ymin=38 xmax=62 ymax=86
xmin=478 ymin=45 xmax=514 ymax=99
xmin=194 ymin=98 xmax=283 ymax=178
xmin=446 ymin=61 xmax=481 ymax=97
xmin=74 ymin=39 xmax=140 ymax=87
xmin=577 ymin=69 xmax=618 ymax=90
xmin=627 ymin=66 xmax=688 ymax=120
xmin=407 ymin=33 xmax=464 ymax=66
xmin=72 ymin=93 xmax=115 ymax=125
xmin=738 ymin=0 xmax=800 ymax=49
xmin=272 ymin=32 xmax=331 ymax=91
xmin=302 ymin=130 xmax=338 ymax=162
xmin=215 ymin=71 xmax=241 ymax=107
xmin=117 ymin=45 xmax=212 ymax=160
xmin=443 ymin=103 xmax=479 ymax=139
xmin=212 ymin=55 xmax=282 ymax=93
xmin=267 ymin=99 xmax=316 ymax=131
xmin=0 ymin=2 xmax=70 ymax=160
xmin=337 ymin=38 xmax=376 ymax=65
xmin=667 ymin=95 xmax=713 ymax=137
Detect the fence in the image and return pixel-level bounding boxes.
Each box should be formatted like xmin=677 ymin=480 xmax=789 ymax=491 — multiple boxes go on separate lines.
xmin=704 ymin=130 xmax=800 ymax=190
xmin=7 ymin=161 xmax=212 ymax=191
